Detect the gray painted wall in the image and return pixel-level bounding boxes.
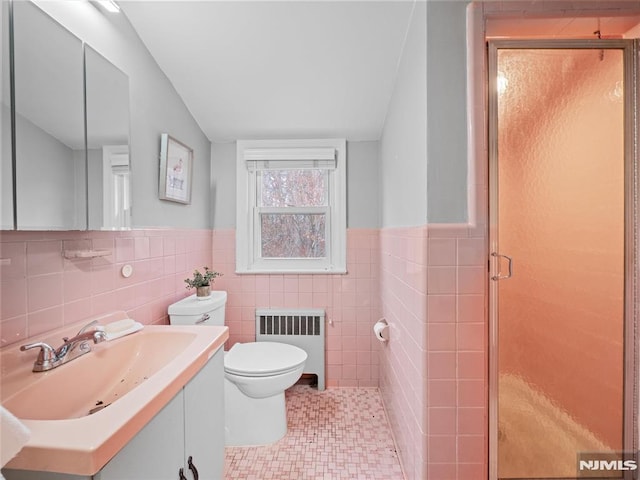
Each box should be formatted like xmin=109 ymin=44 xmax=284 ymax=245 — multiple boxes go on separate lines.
xmin=379 ymin=1 xmax=469 ymax=227
xmin=14 ymin=112 xmax=79 ymax=229
xmin=33 ymin=1 xmax=212 ymax=229
xmin=426 ymin=1 xmax=469 ymax=224
xmin=87 ymin=148 xmax=103 ymax=229
xmin=346 ymin=141 xmax=379 ymax=229
xmin=211 ymin=142 xmax=236 ymax=229
xmin=379 ymin=1 xmax=427 ymax=228
xmin=211 ymin=140 xmax=380 ymax=230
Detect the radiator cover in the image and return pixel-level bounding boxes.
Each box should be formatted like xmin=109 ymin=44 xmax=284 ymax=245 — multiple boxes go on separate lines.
xmin=255 ymin=308 xmax=325 ymax=391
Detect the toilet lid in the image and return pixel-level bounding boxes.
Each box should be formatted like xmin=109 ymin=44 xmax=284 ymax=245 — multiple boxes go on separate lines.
xmin=225 ymin=342 xmax=307 ymax=377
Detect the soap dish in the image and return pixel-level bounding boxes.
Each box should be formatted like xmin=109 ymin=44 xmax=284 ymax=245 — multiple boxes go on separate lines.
xmin=103 ymin=319 xmax=143 ymax=341
xmin=63 ymin=249 xmax=112 ymax=259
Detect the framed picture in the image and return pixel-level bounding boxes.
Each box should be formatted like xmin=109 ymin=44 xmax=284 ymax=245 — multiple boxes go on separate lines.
xmin=159 ymin=134 xmax=193 ymax=204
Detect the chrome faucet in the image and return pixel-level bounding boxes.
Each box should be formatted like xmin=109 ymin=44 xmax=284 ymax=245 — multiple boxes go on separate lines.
xmin=20 ymin=320 xmax=107 ymax=372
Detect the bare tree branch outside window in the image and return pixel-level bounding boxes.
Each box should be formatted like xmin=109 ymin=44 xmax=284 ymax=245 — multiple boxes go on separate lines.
xmin=260 ymin=169 xmax=328 ymax=258
xmin=261 ymin=214 xmax=326 ymax=257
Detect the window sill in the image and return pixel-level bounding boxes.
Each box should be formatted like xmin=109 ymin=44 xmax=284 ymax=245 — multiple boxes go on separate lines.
xmin=235 ymin=267 xmax=347 ymax=275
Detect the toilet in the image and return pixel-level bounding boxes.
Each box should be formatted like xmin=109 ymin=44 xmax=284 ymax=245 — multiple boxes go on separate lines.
xmin=168 ymin=291 xmax=307 ymax=446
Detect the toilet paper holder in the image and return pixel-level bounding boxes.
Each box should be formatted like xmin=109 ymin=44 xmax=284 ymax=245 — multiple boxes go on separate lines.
xmin=373 ymin=318 xmax=389 ymax=343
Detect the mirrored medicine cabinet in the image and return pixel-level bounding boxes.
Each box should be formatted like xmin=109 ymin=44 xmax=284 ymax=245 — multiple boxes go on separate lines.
xmin=1 ymin=0 xmax=131 ymax=231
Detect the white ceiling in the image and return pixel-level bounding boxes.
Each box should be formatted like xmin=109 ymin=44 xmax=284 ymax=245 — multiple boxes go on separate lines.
xmin=121 ymin=1 xmax=416 ymax=143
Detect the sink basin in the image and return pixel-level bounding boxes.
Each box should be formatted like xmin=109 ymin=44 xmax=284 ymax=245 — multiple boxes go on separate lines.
xmin=0 ymin=315 xmax=228 ymax=476
xmin=2 ymin=330 xmax=197 ymax=420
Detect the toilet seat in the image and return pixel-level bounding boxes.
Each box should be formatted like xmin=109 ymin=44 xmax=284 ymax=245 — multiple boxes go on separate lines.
xmin=224 ymin=342 xmax=307 ymax=377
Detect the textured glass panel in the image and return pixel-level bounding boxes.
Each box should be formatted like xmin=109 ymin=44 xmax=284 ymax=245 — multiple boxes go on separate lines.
xmin=260 ymin=169 xmax=327 ymax=207
xmin=496 ymin=48 xmax=625 ymax=479
xmin=261 ymin=213 xmax=326 ymax=258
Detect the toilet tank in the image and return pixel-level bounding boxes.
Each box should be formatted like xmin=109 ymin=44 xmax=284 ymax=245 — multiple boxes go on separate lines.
xmin=168 ymin=291 xmax=227 ymax=326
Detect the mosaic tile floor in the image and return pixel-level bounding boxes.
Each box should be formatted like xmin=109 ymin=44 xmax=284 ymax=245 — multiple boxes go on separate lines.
xmin=224 ymin=385 xmax=405 ymax=480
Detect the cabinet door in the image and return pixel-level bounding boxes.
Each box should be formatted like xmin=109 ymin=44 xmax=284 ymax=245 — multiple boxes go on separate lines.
xmin=0 ymin=470 xmax=89 ymax=480
xmin=96 ymin=390 xmax=185 ymax=480
xmin=183 ymin=350 xmax=224 ymax=480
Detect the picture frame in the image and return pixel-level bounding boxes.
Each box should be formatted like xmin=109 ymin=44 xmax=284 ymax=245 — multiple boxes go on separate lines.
xmin=159 ymin=133 xmax=193 ymax=204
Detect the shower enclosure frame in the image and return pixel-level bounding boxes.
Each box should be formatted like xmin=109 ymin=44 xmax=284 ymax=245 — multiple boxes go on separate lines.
xmin=488 ymin=38 xmax=640 ymax=480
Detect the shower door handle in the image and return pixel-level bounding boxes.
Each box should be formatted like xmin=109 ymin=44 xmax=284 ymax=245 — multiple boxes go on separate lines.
xmin=491 ymin=252 xmax=513 ymax=280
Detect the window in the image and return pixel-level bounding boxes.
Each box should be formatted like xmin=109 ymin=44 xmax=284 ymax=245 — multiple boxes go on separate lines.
xmin=236 ymin=139 xmax=346 ymax=273
xmin=102 ymin=145 xmax=131 ymax=230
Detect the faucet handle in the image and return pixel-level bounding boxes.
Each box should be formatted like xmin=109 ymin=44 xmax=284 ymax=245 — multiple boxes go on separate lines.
xmin=62 ymin=320 xmax=104 ymax=343
xmin=20 ymin=342 xmax=57 ymax=365
xmin=76 ymin=319 xmax=99 ymax=336
xmin=93 ymin=328 xmax=107 ymax=343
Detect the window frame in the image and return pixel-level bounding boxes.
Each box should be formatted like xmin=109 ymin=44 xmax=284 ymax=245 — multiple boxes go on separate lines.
xmin=236 ymin=139 xmax=346 ymax=274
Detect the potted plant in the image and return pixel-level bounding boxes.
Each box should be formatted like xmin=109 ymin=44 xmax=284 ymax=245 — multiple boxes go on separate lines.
xmin=184 ymin=267 xmax=222 ymax=299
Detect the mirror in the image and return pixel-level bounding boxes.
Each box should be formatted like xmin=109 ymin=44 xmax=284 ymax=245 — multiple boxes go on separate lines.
xmin=85 ymin=46 xmax=131 ymax=230
xmin=1 ymin=0 xmax=12 ymax=229
xmin=13 ymin=1 xmax=85 ymax=230
xmin=3 ymin=2 xmax=132 ymax=231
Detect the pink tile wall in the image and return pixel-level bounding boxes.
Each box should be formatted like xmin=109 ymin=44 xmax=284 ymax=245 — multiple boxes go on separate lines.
xmin=379 ymin=226 xmax=429 ymax=480
xmin=0 ymin=229 xmax=213 ymax=346
xmin=427 ymin=225 xmax=487 ymax=480
xmin=379 ymin=225 xmax=487 ymax=480
xmin=211 ymin=228 xmax=381 ymax=388
xmin=2 ymin=224 xmax=486 ymax=479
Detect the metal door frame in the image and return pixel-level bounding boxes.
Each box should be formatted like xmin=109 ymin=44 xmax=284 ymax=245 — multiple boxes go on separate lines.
xmin=488 ymin=39 xmax=639 ymax=480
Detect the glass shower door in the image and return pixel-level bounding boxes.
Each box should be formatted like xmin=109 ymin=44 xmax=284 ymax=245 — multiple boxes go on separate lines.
xmin=489 ymin=41 xmax=631 ymax=480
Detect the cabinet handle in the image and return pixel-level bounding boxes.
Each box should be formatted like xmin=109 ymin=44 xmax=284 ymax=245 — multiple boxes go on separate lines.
xmin=188 ymin=456 xmax=199 ymax=480
xmin=179 ymin=467 xmax=188 ymax=480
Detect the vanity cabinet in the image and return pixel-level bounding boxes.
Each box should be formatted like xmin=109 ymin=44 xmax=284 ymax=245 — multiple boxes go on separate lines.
xmin=2 ymin=349 xmax=224 ymax=480
xmin=97 ymin=349 xmax=224 ymax=480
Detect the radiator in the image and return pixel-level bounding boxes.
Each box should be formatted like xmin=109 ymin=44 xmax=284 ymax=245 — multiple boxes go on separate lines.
xmin=255 ymin=308 xmax=325 ymax=391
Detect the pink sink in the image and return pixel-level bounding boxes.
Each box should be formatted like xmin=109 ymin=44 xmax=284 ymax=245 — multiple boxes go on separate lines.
xmin=2 ymin=330 xmax=197 ymax=420
xmin=0 ymin=315 xmax=228 ymax=476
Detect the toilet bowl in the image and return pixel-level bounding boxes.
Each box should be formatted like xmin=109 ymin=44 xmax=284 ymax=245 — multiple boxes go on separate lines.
xmin=168 ymin=292 xmax=307 ymax=446
xmin=224 ymin=341 xmax=306 ymax=446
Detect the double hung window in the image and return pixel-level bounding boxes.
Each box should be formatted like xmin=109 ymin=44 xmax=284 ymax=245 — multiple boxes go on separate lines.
xmin=236 ymin=139 xmax=346 ymax=273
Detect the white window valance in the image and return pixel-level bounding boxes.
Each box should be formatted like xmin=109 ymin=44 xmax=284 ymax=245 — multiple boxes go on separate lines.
xmin=244 ymin=147 xmax=336 ymax=170
xmin=110 ymin=153 xmax=129 ymax=167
